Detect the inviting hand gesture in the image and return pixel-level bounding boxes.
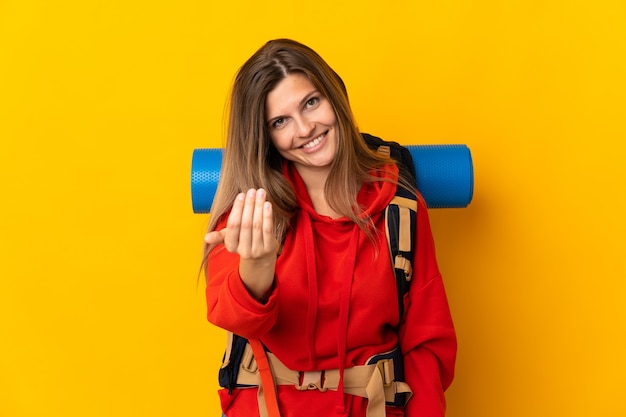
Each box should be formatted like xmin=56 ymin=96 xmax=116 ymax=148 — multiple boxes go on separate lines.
xmin=205 ymin=188 xmax=278 ymax=300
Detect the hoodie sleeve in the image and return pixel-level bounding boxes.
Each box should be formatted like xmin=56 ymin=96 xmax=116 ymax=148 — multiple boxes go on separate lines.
xmin=205 ymin=217 xmax=279 ymax=340
xmin=399 ymin=195 xmax=457 ymax=417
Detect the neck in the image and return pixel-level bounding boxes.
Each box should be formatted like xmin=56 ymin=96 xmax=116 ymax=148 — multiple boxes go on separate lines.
xmin=294 ymin=164 xmax=342 ymax=218
xmin=294 ymin=163 xmax=331 ymax=191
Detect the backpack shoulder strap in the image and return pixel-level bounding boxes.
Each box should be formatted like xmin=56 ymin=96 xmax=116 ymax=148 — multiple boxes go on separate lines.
xmin=384 ymin=194 xmax=417 ymax=320
xmin=366 ymin=134 xmax=419 ymax=321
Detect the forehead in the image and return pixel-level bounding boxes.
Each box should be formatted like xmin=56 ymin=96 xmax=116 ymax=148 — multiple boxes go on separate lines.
xmin=266 ymin=73 xmax=317 ymax=116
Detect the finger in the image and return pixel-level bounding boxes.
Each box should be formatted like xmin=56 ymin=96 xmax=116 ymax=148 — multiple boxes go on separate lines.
xmin=251 ymin=188 xmax=267 ymax=254
xmin=224 ymin=192 xmax=245 ymax=252
xmin=237 ymin=189 xmax=257 ymax=256
xmin=262 ymin=199 xmax=278 ymax=253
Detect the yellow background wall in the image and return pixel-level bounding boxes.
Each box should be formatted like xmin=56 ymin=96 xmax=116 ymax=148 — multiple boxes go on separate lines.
xmin=1 ymin=1 xmax=624 ymax=416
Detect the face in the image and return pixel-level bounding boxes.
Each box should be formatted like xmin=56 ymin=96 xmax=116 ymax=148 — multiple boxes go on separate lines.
xmin=265 ymin=73 xmax=338 ymax=175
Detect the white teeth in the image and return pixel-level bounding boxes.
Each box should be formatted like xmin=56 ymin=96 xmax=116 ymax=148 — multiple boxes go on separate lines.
xmin=302 ymin=133 xmax=325 ymax=149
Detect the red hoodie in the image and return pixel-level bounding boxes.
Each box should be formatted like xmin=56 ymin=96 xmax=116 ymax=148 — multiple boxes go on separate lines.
xmin=206 ymin=162 xmax=456 ymax=417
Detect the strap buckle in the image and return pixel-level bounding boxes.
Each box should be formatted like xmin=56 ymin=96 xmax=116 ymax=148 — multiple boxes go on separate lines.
xmin=295 ymin=371 xmax=328 ymax=392
xmin=376 ymin=359 xmax=394 ymax=388
xmin=241 ymin=344 xmax=258 ymax=373
xmin=394 ymin=255 xmax=413 ymax=281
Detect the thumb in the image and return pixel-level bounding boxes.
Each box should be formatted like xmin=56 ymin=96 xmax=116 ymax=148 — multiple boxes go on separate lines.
xmin=204 ymin=229 xmax=227 ymax=245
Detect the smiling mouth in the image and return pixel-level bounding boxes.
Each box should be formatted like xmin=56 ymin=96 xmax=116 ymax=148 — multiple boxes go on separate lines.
xmin=301 ymin=132 xmax=327 ymax=149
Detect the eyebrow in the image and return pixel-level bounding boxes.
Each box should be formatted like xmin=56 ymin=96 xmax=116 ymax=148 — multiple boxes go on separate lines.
xmin=266 ymin=89 xmax=320 ymax=125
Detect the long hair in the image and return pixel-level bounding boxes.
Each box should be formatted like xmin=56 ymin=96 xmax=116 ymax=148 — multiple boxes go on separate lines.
xmin=203 ymin=39 xmax=398 ymax=262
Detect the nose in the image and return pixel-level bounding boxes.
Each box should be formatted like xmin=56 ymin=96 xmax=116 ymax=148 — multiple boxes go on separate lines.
xmin=294 ymin=115 xmax=315 ymax=138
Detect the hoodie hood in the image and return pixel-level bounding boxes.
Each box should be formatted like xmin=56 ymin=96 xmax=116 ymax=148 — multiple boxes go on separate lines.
xmin=285 ymin=162 xmax=399 ymax=224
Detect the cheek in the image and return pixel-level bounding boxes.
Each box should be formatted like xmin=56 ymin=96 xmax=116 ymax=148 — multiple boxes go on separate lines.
xmin=270 ymin=130 xmax=291 ymax=153
xmin=321 ymin=104 xmax=338 ymax=126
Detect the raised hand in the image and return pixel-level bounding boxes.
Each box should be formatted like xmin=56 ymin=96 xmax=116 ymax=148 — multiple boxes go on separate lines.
xmin=205 ymin=188 xmax=279 ymax=301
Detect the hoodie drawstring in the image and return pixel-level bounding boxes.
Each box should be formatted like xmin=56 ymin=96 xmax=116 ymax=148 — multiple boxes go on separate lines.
xmin=300 ymin=211 xmax=319 ymax=369
xmin=335 ymin=227 xmax=360 ymax=414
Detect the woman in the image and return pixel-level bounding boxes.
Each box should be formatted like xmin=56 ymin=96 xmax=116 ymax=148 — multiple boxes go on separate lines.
xmin=203 ymin=38 xmax=456 ymax=417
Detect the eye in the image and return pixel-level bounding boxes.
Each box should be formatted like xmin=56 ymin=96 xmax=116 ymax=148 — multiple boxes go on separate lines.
xmin=305 ymin=97 xmax=319 ymax=108
xmin=271 ymin=117 xmax=286 ymax=129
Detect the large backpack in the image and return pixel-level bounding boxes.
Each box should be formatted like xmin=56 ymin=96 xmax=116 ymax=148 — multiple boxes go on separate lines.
xmin=218 ymin=133 xmax=419 ymax=395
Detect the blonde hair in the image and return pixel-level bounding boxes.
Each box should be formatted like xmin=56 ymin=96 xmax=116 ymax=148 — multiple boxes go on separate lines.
xmin=203 ymin=39 xmax=397 ymax=262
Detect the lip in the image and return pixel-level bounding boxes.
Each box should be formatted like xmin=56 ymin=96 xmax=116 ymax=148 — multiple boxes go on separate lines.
xmin=300 ymin=131 xmax=328 ymax=153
